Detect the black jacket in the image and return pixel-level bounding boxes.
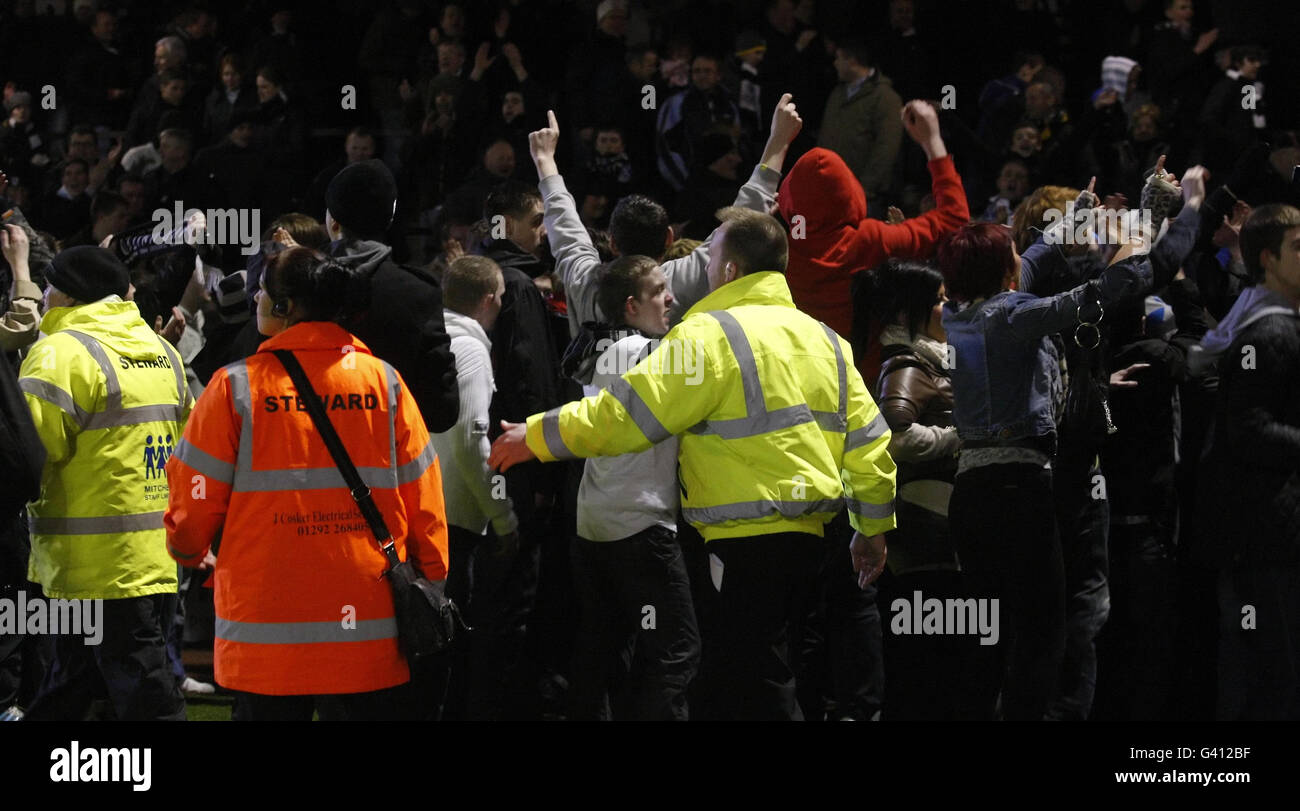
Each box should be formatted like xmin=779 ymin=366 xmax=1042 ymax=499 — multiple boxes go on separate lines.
xmin=330 ymin=238 xmax=459 ymax=433
xmin=482 ymin=255 xmax=560 ymax=426
xmin=1199 ymin=310 xmax=1300 ymax=565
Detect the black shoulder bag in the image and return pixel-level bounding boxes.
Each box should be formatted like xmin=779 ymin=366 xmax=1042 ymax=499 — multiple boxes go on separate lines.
xmin=272 ymin=349 xmax=466 ymax=665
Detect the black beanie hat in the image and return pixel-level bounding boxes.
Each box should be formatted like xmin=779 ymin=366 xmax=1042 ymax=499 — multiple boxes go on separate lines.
xmin=46 ymin=246 xmax=131 ymax=303
xmin=325 ymin=159 xmax=398 ymax=240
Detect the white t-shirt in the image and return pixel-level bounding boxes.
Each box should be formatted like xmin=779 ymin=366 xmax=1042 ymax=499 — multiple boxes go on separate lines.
xmin=576 ymin=334 xmax=680 ymax=541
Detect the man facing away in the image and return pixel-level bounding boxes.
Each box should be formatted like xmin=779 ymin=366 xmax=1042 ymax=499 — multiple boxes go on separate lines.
xmin=431 ymin=254 xmax=520 ymax=719
xmin=19 ymin=246 xmax=191 ymax=720
xmin=490 ymin=208 xmax=897 ymax=720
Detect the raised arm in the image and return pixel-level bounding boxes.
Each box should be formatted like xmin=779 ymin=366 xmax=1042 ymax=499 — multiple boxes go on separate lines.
xmin=855 ymin=101 xmax=969 ymax=265
xmin=532 ymin=109 xmax=602 ymax=333
xmin=662 ymin=94 xmax=804 ymax=317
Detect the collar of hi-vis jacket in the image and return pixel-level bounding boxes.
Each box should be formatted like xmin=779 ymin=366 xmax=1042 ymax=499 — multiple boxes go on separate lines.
xmin=40 ymin=297 xmax=143 ymax=342
xmin=256 ymin=320 xmax=374 ymax=356
xmin=682 ymin=271 xmax=796 ymax=321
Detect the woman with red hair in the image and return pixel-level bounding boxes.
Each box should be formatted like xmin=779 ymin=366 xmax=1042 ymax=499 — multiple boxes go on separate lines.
xmin=938 ymin=218 xmax=1151 ymax=720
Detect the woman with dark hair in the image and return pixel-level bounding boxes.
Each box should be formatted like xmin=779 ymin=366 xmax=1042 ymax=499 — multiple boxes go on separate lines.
xmin=864 ymin=259 xmax=967 ymax=719
xmin=164 ymin=246 xmax=450 ymax=720
xmin=252 ymin=65 xmax=307 ymax=216
xmin=203 ymin=52 xmax=257 ymax=147
xmin=938 ymin=219 xmax=1151 ymax=720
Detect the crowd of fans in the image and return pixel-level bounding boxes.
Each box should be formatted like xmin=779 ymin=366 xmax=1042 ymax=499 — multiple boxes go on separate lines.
xmin=2 ymin=0 xmax=1300 ymax=721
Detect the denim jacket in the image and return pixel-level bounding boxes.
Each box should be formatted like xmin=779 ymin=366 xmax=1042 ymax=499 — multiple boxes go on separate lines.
xmin=941 ymin=242 xmax=1152 ymax=444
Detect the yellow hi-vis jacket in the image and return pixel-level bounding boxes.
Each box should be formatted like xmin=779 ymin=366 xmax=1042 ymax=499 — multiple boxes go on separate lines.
xmin=525 ymin=271 xmax=897 ymax=541
xmin=19 ymin=299 xmax=192 ymax=599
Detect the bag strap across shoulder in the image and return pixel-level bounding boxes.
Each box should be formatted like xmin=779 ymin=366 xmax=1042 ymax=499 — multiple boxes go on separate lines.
xmin=271 ymin=348 xmax=403 ymax=572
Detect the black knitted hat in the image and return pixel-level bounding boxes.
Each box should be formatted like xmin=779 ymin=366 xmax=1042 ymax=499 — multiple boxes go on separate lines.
xmin=325 ymin=159 xmax=398 ymax=240
xmin=46 ymin=246 xmax=130 ymax=303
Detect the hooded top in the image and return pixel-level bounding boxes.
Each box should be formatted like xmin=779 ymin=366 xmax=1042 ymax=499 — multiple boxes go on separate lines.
xmin=434 ymin=308 xmax=518 ymax=538
xmin=777 ymin=148 xmax=969 ymax=369
xmin=328 ymin=237 xmax=460 ymax=433
xmin=22 ymin=299 xmax=191 ymax=599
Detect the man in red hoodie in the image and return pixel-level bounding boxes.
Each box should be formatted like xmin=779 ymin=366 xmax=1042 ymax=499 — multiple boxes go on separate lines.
xmin=777 ymin=100 xmax=968 ymax=381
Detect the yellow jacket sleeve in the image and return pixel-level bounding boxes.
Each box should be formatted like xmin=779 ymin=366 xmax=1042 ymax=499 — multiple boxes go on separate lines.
xmin=18 ymin=336 xmax=95 ymax=468
xmin=840 ymin=348 xmax=898 ymax=537
xmin=525 ymin=327 xmax=723 ymax=461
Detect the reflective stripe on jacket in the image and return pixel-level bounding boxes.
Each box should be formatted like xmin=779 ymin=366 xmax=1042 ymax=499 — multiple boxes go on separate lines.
xmin=164 ymin=322 xmax=449 ymax=695
xmin=19 ymin=299 xmax=191 ymax=600
xmin=525 ymin=271 xmax=897 ymax=542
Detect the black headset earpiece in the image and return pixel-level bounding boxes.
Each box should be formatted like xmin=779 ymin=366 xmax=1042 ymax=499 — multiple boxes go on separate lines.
xmin=272 ymin=301 xmax=289 ymax=316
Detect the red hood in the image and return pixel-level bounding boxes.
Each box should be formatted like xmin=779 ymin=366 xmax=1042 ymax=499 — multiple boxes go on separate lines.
xmin=778 ymin=147 xmax=867 ymax=239
xmin=777 ymin=148 xmax=867 ymax=338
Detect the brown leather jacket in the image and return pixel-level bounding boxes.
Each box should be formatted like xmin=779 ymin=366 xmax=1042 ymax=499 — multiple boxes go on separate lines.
xmin=877 ymin=343 xmax=957 ymax=487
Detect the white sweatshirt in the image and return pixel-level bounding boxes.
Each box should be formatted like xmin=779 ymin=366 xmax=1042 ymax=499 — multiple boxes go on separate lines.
xmin=576 ymin=334 xmax=680 ymax=541
xmin=432 ymin=309 xmax=518 ymax=536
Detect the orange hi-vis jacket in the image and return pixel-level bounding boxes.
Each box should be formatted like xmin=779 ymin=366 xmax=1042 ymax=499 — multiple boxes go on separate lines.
xmin=164 ymin=322 xmax=449 ymax=696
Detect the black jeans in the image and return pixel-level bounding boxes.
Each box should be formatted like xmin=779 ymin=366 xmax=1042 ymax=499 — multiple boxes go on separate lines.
xmin=693 ymin=531 xmax=823 ymax=721
xmin=233 ymin=682 xmax=411 ymax=721
xmin=1216 ymin=564 xmax=1300 ymax=721
xmin=797 ymin=512 xmax=884 ymax=721
xmin=568 ymin=524 xmax=700 ymax=720
xmin=1046 ymin=459 xmax=1111 ymax=721
xmin=1094 ymin=520 xmax=1178 ymax=720
xmin=25 ymin=593 xmax=185 ymax=721
xmin=0 ymin=581 xmax=48 ymax=712
xmin=949 ymin=463 xmax=1066 ymax=721
xmin=443 ymin=523 xmax=539 ymax=720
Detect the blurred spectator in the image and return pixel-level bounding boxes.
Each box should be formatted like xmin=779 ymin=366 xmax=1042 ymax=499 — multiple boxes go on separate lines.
xmin=566 ymin=0 xmax=629 ymax=144
xmin=725 ymin=31 xmax=768 ymax=150
xmin=194 ymin=114 xmax=267 ymax=210
xmin=657 ymin=53 xmax=744 ymax=192
xmin=141 ymin=128 xmax=225 ymax=215
xmin=1146 ymin=0 xmax=1218 ymax=142
xmin=65 ymin=9 xmax=136 ymax=130
xmin=818 ymin=39 xmax=903 ymax=212
xmin=203 ymin=53 xmax=258 ymax=149
xmin=132 ymin=35 xmax=188 ymax=127
xmin=980 ymin=158 xmax=1033 ymax=224
xmin=306 ymin=126 xmax=379 ymax=220
xmin=0 ymin=92 xmax=49 ymax=189
xmin=1197 ymin=45 xmax=1266 ymax=176
xmin=36 ymin=159 xmax=91 ymax=241
xmin=62 ymin=189 xmax=129 ymax=249
xmin=978 ymin=51 xmax=1045 ymax=138
xmin=872 ymin=0 xmax=936 ymax=104
xmin=125 ymin=71 xmax=202 ymax=149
